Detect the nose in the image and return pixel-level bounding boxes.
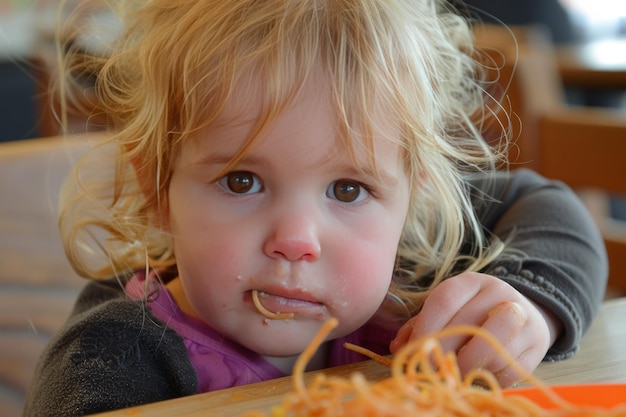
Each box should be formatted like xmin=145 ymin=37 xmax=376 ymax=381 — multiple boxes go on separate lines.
xmin=263 ymin=211 xmax=321 ymax=262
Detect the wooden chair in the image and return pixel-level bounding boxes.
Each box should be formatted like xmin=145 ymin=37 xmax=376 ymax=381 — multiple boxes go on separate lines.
xmin=473 ymin=24 xmax=564 ymax=170
xmin=473 ymin=24 xmax=626 ymax=296
xmin=538 ymin=107 xmax=626 ymax=297
xmin=0 ymin=135 xmax=92 ymax=417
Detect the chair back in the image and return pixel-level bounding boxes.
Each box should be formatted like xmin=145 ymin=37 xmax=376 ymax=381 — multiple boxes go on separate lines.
xmin=0 ymin=135 xmax=91 ymax=417
xmin=538 ymin=108 xmax=626 ymax=295
xmin=474 ymin=23 xmax=626 ymax=296
xmin=473 ymin=23 xmax=565 ymax=170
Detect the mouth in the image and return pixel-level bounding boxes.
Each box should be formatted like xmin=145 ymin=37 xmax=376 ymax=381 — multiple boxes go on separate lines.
xmin=250 ymin=289 xmax=323 ymax=320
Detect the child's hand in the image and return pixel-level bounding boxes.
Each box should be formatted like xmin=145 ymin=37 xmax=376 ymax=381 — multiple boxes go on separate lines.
xmin=389 ymin=272 xmax=562 ymax=387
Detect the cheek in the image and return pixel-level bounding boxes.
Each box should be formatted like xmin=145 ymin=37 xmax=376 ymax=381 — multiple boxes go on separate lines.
xmin=330 ymin=237 xmax=399 ymax=319
xmin=171 ymin=220 xmax=251 ymax=282
xmin=348 ymin=241 xmax=397 ymax=284
xmin=173 ymin=233 xmax=250 ymax=326
xmin=329 ymin=205 xmax=407 ymax=316
xmin=167 ymin=199 xmax=250 ymax=290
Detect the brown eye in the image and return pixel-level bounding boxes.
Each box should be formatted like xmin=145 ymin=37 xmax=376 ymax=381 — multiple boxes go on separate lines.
xmin=328 ymin=179 xmax=366 ymax=203
xmin=220 ymin=171 xmax=262 ymax=194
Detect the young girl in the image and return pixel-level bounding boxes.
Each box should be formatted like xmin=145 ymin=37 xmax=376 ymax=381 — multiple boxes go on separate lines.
xmin=25 ymin=0 xmax=607 ymax=415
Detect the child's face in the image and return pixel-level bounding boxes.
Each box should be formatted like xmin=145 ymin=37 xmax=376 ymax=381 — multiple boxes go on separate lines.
xmin=165 ymin=77 xmax=410 ymax=358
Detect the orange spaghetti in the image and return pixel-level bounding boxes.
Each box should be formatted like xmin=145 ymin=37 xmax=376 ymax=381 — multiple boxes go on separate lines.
xmin=343 ymin=342 xmax=392 ymax=367
xmin=252 ymin=290 xmax=296 ymax=320
xmin=240 ymin=318 xmax=626 ymax=417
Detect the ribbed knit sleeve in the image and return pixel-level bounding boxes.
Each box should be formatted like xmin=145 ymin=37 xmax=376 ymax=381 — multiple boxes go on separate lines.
xmin=470 ymin=168 xmax=608 ymax=360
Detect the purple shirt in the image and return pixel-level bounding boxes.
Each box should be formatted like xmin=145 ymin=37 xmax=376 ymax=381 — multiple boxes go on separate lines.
xmin=126 ymin=272 xmax=394 ymax=393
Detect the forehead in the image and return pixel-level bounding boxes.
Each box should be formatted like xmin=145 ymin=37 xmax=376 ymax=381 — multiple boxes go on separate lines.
xmin=189 ymin=71 xmax=405 ymax=173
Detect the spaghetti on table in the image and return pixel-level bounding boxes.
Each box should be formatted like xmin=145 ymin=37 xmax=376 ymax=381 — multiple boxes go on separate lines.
xmin=239 ymin=317 xmax=626 ymax=417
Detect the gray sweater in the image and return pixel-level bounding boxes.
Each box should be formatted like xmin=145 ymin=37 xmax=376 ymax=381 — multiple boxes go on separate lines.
xmin=24 ymin=168 xmax=607 ymax=416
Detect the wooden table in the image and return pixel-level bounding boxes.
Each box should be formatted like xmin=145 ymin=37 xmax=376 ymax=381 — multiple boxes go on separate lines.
xmin=93 ymin=297 xmax=626 ymax=416
xmin=557 ymin=38 xmax=626 ymax=89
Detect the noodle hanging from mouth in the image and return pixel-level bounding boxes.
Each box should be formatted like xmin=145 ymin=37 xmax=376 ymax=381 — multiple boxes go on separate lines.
xmin=252 ymin=289 xmax=296 ymax=320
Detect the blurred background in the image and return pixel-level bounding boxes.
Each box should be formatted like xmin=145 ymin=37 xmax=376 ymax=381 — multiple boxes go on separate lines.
xmin=564 ymin=0 xmax=626 ymax=40
xmin=2 ymin=0 xmax=626 ymax=142
xmin=1 ymin=0 xmax=58 ymax=141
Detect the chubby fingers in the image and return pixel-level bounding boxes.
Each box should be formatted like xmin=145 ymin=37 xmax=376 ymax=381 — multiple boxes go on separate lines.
xmin=389 ymin=275 xmax=485 ymax=354
xmin=390 ymin=298 xmax=537 ymax=387
xmin=456 ymin=301 xmax=527 ymax=382
xmin=389 ymin=315 xmax=419 ymax=353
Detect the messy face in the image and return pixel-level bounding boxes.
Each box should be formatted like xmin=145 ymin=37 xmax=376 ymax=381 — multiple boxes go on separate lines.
xmin=165 ymin=76 xmax=410 ymax=363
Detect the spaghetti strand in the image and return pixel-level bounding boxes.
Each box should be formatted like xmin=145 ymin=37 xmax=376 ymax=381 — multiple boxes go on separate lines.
xmin=251 ymin=290 xmax=296 ymax=320
xmin=240 ymin=319 xmax=626 ymax=417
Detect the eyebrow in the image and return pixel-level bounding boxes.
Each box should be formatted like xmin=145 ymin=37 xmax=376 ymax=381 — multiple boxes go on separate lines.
xmin=341 ymin=163 xmax=400 ymax=188
xmin=191 ymin=153 xmax=268 ymax=171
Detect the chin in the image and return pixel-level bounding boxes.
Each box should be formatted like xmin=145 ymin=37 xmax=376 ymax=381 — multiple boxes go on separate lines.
xmin=239 ymin=333 xmax=313 ymax=358
xmin=250 ymin=342 xmax=306 ymax=358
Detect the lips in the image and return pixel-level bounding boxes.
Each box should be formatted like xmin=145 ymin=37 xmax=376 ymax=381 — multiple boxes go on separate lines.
xmin=249 ymin=289 xmax=323 ymax=314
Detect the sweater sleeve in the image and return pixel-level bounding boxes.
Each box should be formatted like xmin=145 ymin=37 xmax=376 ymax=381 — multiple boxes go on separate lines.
xmin=23 ymin=280 xmax=198 ymax=417
xmin=469 ymin=168 xmax=608 ymax=361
